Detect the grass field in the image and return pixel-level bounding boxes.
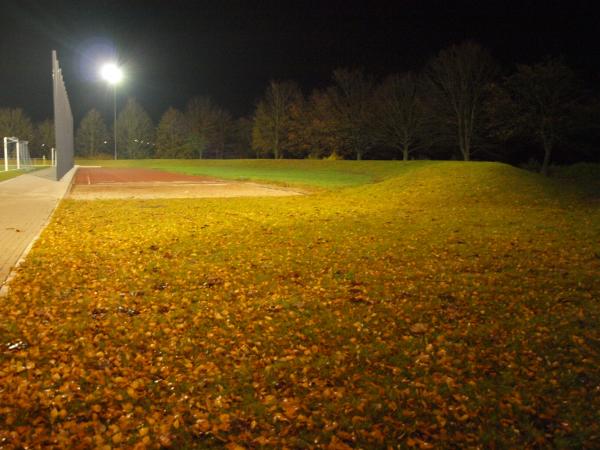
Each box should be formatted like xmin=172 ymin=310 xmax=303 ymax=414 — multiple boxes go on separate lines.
xmin=77 ymin=159 xmax=432 ymax=189
xmin=0 ymin=170 xmax=28 ymax=182
xmin=0 ymin=166 xmax=50 ymax=183
xmin=1 ymin=161 xmax=599 ymax=448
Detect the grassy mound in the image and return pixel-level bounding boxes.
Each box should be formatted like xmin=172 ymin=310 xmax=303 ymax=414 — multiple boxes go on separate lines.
xmin=1 ymin=161 xmax=599 ymax=448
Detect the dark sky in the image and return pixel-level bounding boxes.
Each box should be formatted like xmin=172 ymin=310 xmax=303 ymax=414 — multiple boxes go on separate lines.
xmin=0 ymin=0 xmax=598 ymax=124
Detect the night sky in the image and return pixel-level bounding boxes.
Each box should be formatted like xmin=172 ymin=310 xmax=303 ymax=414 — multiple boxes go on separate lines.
xmin=0 ymin=0 xmax=598 ymax=124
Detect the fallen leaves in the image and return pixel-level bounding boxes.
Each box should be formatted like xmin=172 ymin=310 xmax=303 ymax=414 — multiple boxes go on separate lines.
xmin=410 ymin=323 xmax=428 ymax=334
xmin=0 ymin=163 xmax=599 ymax=448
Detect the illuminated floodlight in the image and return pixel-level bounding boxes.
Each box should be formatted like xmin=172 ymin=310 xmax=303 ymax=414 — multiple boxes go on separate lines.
xmin=100 ymin=63 xmax=123 ymax=84
xmin=100 ymin=63 xmax=123 ymax=159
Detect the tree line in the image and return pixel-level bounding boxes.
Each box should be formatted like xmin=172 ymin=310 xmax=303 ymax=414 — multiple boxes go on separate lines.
xmin=1 ymin=41 xmax=598 ymax=174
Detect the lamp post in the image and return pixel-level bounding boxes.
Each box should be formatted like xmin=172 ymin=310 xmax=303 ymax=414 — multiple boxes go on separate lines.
xmin=100 ymin=63 xmax=123 ymax=160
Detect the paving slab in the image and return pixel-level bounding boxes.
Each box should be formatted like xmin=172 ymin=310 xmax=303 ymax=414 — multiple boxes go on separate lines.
xmin=0 ymin=167 xmax=76 ymax=294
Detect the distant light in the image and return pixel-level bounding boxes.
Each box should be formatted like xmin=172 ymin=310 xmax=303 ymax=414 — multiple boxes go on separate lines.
xmin=100 ymin=63 xmax=123 ymax=85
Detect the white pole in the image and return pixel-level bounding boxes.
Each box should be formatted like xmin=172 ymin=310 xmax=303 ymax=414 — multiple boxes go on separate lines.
xmin=3 ymin=138 xmax=7 ymax=172
xmin=16 ymin=141 xmax=21 ymax=170
xmin=51 ymin=147 xmax=55 ymax=167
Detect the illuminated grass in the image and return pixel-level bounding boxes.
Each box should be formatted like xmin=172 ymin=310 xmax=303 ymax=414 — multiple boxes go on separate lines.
xmin=1 ymin=162 xmax=599 ymax=448
xmin=76 ymin=158 xmax=433 ymax=189
xmin=0 ymin=170 xmax=26 ymax=182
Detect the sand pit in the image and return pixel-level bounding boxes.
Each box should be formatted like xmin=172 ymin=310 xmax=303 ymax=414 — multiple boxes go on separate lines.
xmin=69 ymin=168 xmax=303 ymax=200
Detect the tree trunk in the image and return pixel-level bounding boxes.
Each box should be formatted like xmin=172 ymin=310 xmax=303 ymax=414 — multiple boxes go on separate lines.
xmin=541 ymin=144 xmax=552 ymax=176
xmin=457 ymin=117 xmax=469 ymax=161
xmin=402 ymin=145 xmax=409 ymax=161
xmin=463 ymin=146 xmax=470 ymax=161
xmin=463 ymin=123 xmax=471 ymax=161
xmin=91 ymin=127 xmax=95 ymax=157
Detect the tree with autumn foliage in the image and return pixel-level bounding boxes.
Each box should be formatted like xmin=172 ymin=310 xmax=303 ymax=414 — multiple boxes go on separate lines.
xmin=211 ymin=109 xmax=234 ymax=159
xmin=76 ymin=109 xmax=109 ymax=157
xmin=116 ymin=98 xmax=154 ymax=159
xmin=302 ymin=89 xmax=344 ymax=158
xmin=327 ymin=68 xmax=376 ymax=160
xmin=252 ymin=80 xmax=303 ymax=159
xmin=0 ymin=108 xmax=34 ymax=143
xmin=34 ymin=119 xmax=55 ymax=158
xmin=156 ymin=107 xmax=191 ymax=158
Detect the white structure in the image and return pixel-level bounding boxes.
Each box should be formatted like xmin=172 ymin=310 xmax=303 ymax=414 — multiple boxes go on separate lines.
xmin=3 ymin=137 xmax=33 ymax=172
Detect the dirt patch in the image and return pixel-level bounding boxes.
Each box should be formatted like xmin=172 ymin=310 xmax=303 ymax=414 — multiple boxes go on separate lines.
xmin=70 ymin=167 xmax=303 ymax=200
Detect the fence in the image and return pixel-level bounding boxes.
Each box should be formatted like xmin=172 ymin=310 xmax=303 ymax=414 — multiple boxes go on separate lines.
xmin=52 ymin=50 xmax=74 ymax=181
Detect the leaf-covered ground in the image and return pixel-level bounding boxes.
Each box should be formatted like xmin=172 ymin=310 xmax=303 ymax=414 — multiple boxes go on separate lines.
xmin=1 ymin=162 xmax=599 ymax=449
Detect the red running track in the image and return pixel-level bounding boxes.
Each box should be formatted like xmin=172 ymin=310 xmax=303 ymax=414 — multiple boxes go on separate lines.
xmin=74 ymin=168 xmax=218 ymax=185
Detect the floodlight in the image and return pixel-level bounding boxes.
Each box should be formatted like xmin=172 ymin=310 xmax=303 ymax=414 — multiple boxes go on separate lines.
xmin=100 ymin=63 xmax=123 ymax=84
xmin=100 ymin=62 xmax=123 ymax=159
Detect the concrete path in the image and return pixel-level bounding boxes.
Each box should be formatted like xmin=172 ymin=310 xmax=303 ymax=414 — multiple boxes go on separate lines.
xmin=0 ymin=167 xmax=76 ymax=294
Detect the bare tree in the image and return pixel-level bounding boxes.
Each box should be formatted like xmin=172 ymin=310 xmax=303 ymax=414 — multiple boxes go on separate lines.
xmin=374 ymin=73 xmax=425 ymax=160
xmin=495 ymin=58 xmax=582 ymax=175
xmin=425 ymin=42 xmax=497 ymax=161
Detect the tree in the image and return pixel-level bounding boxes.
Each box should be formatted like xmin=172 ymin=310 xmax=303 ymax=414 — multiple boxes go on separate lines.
xmin=328 ymin=68 xmax=375 ymax=160
xmin=75 ymin=109 xmax=108 ymax=157
xmin=34 ymin=119 xmax=54 ymax=158
xmin=374 ymin=73 xmax=426 ymax=160
xmin=425 ymin=41 xmax=497 ymax=161
xmin=0 ymin=108 xmax=34 ymax=142
xmin=186 ymin=132 xmax=207 ymax=159
xmin=155 ymin=107 xmax=191 ymax=158
xmin=185 ymin=97 xmax=217 ymax=159
xmin=252 ymin=80 xmax=302 ymax=159
xmin=116 ymin=98 xmax=154 ymax=159
xmin=282 ymin=94 xmax=311 ymax=158
xmin=212 ymin=108 xmax=234 ymax=159
xmin=493 ymin=58 xmax=583 ymax=175
xmin=231 ymin=117 xmax=254 ymax=158
xmin=289 ymin=89 xmax=343 ymax=159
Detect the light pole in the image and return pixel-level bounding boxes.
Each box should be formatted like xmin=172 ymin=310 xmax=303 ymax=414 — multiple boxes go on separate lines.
xmin=100 ymin=63 xmax=123 ymax=160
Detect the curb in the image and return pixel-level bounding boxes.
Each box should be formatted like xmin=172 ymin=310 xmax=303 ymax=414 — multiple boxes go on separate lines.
xmin=0 ymin=165 xmax=79 ymax=297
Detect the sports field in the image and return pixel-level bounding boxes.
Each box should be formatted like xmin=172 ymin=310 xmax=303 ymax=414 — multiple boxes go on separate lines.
xmin=70 ymin=167 xmax=303 ymax=200
xmin=1 ymin=160 xmax=599 ymax=448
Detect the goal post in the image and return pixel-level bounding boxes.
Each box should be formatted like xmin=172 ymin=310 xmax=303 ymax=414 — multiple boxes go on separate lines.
xmin=2 ymin=137 xmax=34 ymax=172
